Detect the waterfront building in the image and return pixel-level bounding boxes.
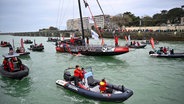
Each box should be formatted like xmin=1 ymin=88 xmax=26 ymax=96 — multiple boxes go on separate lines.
xmin=66 ymin=15 xmax=111 ymax=30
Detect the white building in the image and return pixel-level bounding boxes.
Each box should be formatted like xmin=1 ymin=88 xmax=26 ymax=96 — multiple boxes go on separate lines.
xmin=66 ymin=15 xmax=111 ymax=30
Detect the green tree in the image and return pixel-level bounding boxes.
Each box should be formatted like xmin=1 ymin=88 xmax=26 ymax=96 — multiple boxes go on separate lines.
xmin=167 ymin=8 xmax=184 ymax=24
xmin=142 ymin=16 xmax=154 ymax=26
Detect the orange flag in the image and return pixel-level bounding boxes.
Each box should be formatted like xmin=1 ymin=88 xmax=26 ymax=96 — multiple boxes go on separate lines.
xmin=101 ymin=38 xmax=104 ymax=46
xmin=150 ymin=37 xmax=155 ymax=49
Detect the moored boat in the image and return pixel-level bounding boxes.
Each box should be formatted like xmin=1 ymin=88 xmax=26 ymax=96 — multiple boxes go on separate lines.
xmin=149 ymin=50 xmax=184 ymax=58
xmin=16 ymin=38 xmax=30 ymax=56
xmin=28 ymin=40 xmax=44 ymax=51
xmin=24 ymin=39 xmax=33 ymax=44
xmin=56 ymin=67 xmax=133 ymax=102
xmin=28 ymin=44 xmax=44 ymax=51
xmin=0 ymin=53 xmax=29 ymax=80
xmin=126 ymin=44 xmax=147 ymax=49
xmin=149 ymin=37 xmax=184 ymax=58
xmin=47 ymin=37 xmax=61 ymax=42
xmin=0 ymin=41 xmax=11 ymax=47
xmin=141 ymin=40 xmax=159 ymax=45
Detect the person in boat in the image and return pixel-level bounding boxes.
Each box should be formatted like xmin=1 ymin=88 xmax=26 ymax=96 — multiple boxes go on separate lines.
xmin=170 ymin=49 xmax=174 ymax=54
xmin=74 ymin=65 xmax=82 ymax=86
xmin=9 ymin=58 xmax=14 ymax=72
xmin=163 ymin=47 xmax=167 ymax=54
xmin=17 ymin=57 xmax=23 ymax=70
xmin=159 ymin=47 xmax=163 ymax=53
xmin=1 ymin=41 xmax=3 ymax=45
xmin=132 ymin=41 xmax=136 ymax=45
xmin=9 ymin=45 xmax=14 ymax=55
xmin=80 ymin=68 xmax=86 ymax=82
xmin=86 ymin=37 xmax=89 ymax=45
xmin=99 ymin=78 xmax=107 ymax=93
xmin=39 ymin=43 xmax=43 ymax=47
xmin=137 ymin=42 xmax=140 ymax=46
xmin=114 ymin=34 xmax=119 ymax=47
xmin=70 ymin=37 xmax=75 ymax=45
xmin=55 ymin=41 xmax=58 ymax=47
xmin=16 ymin=47 xmax=21 ymax=53
xmin=3 ymin=58 xmax=9 ymax=71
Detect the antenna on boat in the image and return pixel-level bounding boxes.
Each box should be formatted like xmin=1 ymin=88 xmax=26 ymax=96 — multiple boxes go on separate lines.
xmin=78 ymin=0 xmax=85 ymax=45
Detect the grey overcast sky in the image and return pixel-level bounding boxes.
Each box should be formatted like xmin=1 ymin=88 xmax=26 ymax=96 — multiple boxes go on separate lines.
xmin=0 ymin=0 xmax=183 ymax=33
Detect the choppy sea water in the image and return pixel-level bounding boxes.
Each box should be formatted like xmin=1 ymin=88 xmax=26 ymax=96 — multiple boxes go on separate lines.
xmin=0 ymin=35 xmax=184 ymax=104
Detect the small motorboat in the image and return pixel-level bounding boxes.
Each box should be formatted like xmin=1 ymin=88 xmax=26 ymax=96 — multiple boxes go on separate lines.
xmin=16 ymin=38 xmax=30 ymax=56
xmin=56 ymin=67 xmax=133 ymax=102
xmin=55 ymin=37 xmax=83 ymax=53
xmin=0 ymin=41 xmax=11 ymax=47
xmin=0 ymin=53 xmax=29 ymax=80
xmin=149 ymin=38 xmax=184 ymax=58
xmin=47 ymin=37 xmax=61 ymax=42
xmin=149 ymin=50 xmax=184 ymax=58
xmin=24 ymin=39 xmax=33 ymax=44
xmin=28 ymin=40 xmax=44 ymax=51
xmin=28 ymin=44 xmax=44 ymax=51
xmin=126 ymin=44 xmax=147 ymax=49
xmin=141 ymin=40 xmax=159 ymax=45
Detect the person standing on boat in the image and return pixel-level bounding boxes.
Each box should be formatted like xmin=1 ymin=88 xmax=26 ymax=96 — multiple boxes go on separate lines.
xmin=86 ymin=37 xmax=89 ymax=45
xmin=74 ymin=65 xmax=82 ymax=86
xmin=114 ymin=34 xmax=119 ymax=47
xmin=99 ymin=78 xmax=107 ymax=93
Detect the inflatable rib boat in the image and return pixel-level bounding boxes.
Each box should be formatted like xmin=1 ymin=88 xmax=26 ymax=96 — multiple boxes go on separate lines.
xmin=56 ymin=67 xmax=133 ymax=102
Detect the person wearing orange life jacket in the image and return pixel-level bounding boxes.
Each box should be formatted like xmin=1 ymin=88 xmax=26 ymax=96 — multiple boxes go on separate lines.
xmin=74 ymin=65 xmax=82 ymax=86
xmin=99 ymin=78 xmax=107 ymax=93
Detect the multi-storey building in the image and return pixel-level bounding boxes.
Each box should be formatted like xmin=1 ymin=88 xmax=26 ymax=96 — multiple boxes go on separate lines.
xmin=67 ymin=15 xmax=111 ymax=30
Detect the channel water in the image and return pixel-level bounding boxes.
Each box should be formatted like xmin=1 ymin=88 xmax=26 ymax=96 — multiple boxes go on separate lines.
xmin=0 ymin=35 xmax=184 ymax=104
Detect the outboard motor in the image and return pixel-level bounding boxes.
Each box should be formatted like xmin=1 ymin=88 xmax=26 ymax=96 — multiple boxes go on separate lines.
xmin=63 ymin=71 xmax=74 ymax=81
xmin=149 ymin=51 xmax=154 ymax=54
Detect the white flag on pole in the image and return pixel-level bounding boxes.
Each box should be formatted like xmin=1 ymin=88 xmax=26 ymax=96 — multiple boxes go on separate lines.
xmin=91 ymin=30 xmax=99 ymax=40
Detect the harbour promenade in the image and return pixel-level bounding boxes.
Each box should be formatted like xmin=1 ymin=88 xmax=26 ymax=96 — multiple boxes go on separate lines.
xmin=0 ymin=26 xmax=184 ymax=41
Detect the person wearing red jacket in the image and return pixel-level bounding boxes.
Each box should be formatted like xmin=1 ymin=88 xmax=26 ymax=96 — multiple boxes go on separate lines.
xmin=3 ymin=58 xmax=9 ymax=71
xmin=99 ymin=78 xmax=107 ymax=93
xmin=74 ymin=65 xmax=82 ymax=86
xmin=9 ymin=59 xmax=14 ymax=72
xmin=114 ymin=35 xmax=119 ymax=47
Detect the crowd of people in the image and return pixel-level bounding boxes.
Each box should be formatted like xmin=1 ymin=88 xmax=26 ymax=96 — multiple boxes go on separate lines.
xmin=2 ymin=57 xmax=24 ymax=72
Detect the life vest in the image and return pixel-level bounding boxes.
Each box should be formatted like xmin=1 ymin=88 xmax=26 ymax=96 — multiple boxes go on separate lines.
xmin=3 ymin=59 xmax=9 ymax=70
xmin=99 ymin=81 xmax=106 ymax=92
xmin=74 ymin=68 xmax=81 ymax=77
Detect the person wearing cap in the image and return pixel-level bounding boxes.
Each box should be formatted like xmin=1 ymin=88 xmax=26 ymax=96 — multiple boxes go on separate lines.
xmin=99 ymin=78 xmax=107 ymax=93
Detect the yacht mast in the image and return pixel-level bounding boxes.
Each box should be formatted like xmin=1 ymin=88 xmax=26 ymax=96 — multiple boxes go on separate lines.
xmin=78 ymin=0 xmax=85 ymax=43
